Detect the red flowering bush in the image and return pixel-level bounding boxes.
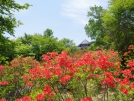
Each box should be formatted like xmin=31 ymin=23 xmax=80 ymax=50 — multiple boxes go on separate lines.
xmin=0 ymin=46 xmax=134 ymax=101
xmin=0 ymin=56 xmax=40 ymax=100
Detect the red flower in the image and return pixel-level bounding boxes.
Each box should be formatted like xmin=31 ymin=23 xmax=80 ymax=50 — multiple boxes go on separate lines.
xmin=119 ymin=88 xmax=128 ymax=95
xmin=21 ymin=96 xmax=31 ymax=101
xmin=40 ymin=69 xmax=52 ymax=79
xmin=115 ymin=78 xmax=121 ymax=82
xmin=0 ymin=65 xmax=4 ymax=74
xmin=80 ymin=97 xmax=92 ymax=101
xmin=53 ymin=69 xmax=62 ymax=76
xmin=61 ymin=51 xmax=68 ymax=56
xmin=26 ymin=82 xmax=33 ymax=87
xmin=127 ymin=60 xmax=134 ymax=67
xmin=0 ymin=81 xmax=9 ymax=86
xmin=36 ymin=94 xmax=45 ymax=101
xmin=123 ymin=69 xmax=132 ymax=78
xmin=15 ymin=96 xmax=31 ymax=101
xmin=131 ymin=82 xmax=134 ymax=88
xmin=51 ymin=52 xmax=58 ymax=58
xmin=44 ymin=85 xmax=52 ymax=95
xmin=0 ymin=98 xmax=7 ymax=101
xmin=42 ymin=54 xmax=50 ymax=61
xmin=120 ymin=78 xmax=129 ymax=86
xmin=47 ymin=98 xmax=51 ymax=101
xmin=60 ymin=75 xmax=71 ymax=84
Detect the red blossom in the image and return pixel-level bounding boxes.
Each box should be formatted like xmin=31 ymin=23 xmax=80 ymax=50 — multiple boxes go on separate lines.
xmin=51 ymin=52 xmax=58 ymax=58
xmin=42 ymin=54 xmax=50 ymax=61
xmin=119 ymin=78 xmax=129 ymax=86
xmin=36 ymin=94 xmax=45 ymax=101
xmin=43 ymin=85 xmax=52 ymax=95
xmin=26 ymin=82 xmax=33 ymax=87
xmin=47 ymin=98 xmax=51 ymax=101
xmin=0 ymin=81 xmax=9 ymax=86
xmin=131 ymin=82 xmax=134 ymax=88
xmin=122 ymin=69 xmax=132 ymax=78
xmin=0 ymin=98 xmax=7 ymax=101
xmin=119 ymin=88 xmax=128 ymax=95
xmin=40 ymin=69 xmax=52 ymax=79
xmin=53 ymin=69 xmax=62 ymax=76
xmin=80 ymin=97 xmax=92 ymax=101
xmin=103 ymin=77 xmax=116 ymax=88
xmin=60 ymin=75 xmax=71 ymax=84
xmin=115 ymin=78 xmax=121 ymax=83
xmin=29 ymin=67 xmax=41 ymax=80
xmin=15 ymin=96 xmax=31 ymax=101
xmin=0 ymin=65 xmax=4 ymax=75
xmin=127 ymin=60 xmax=134 ymax=67
xmin=61 ymin=51 xmax=68 ymax=56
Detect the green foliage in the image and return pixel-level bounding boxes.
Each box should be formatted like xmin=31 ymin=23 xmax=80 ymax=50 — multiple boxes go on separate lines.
xmin=14 ymin=32 xmax=78 ymax=61
xmin=0 ymin=35 xmax=16 ymax=64
xmin=0 ymin=0 xmax=30 ymax=35
xmin=0 ymin=0 xmax=31 ymax=62
xmin=102 ymin=0 xmax=134 ymax=53
xmin=85 ymin=6 xmax=105 ymax=40
xmin=15 ymin=33 xmax=69 ymax=60
xmin=85 ymin=6 xmax=109 ymax=49
xmin=43 ymin=28 xmax=54 ymax=38
xmin=85 ymin=0 xmax=134 ymax=53
xmin=59 ymin=38 xmax=78 ymax=53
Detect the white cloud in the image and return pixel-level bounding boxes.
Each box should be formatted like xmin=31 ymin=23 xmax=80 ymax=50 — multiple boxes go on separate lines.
xmin=61 ymin=0 xmax=108 ymax=25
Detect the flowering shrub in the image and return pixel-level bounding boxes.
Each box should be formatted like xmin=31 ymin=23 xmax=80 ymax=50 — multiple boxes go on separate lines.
xmin=0 ymin=46 xmax=134 ymax=101
xmin=0 ymin=56 xmax=40 ymax=100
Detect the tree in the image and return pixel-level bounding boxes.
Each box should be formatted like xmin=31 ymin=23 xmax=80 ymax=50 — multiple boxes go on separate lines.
xmin=0 ymin=35 xmax=15 ymax=63
xmin=59 ymin=38 xmax=77 ymax=52
xmin=102 ymin=0 xmax=134 ymax=53
xmin=0 ymin=0 xmax=30 ymax=36
xmin=85 ymin=1 xmax=134 ymax=53
xmin=15 ymin=33 xmax=66 ymax=61
xmin=85 ymin=6 xmax=110 ymax=49
xmin=43 ymin=28 xmax=54 ymax=37
xmin=0 ymin=0 xmax=30 ymax=62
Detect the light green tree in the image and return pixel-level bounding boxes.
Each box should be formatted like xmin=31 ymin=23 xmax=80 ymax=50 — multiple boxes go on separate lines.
xmin=59 ymin=38 xmax=77 ymax=52
xmin=0 ymin=0 xmax=30 ymax=62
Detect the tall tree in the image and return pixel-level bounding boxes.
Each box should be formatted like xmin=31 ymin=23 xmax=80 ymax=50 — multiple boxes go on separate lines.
xmin=85 ymin=6 xmax=110 ymax=49
xmin=85 ymin=1 xmax=134 ymax=52
xmin=102 ymin=0 xmax=134 ymax=52
xmin=0 ymin=0 xmax=30 ymax=62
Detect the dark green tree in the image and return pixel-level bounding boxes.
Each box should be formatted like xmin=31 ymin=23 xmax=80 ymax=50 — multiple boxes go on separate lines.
xmin=85 ymin=6 xmax=110 ymax=49
xmin=102 ymin=0 xmax=134 ymax=53
xmin=43 ymin=28 xmax=54 ymax=37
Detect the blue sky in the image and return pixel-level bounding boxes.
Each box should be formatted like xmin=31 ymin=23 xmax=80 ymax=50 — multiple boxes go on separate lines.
xmin=10 ymin=0 xmax=108 ymax=45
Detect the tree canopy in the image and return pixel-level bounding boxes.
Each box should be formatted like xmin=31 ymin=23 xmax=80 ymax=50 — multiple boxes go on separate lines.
xmin=85 ymin=0 xmax=134 ymax=53
xmin=0 ymin=0 xmax=30 ymax=63
xmin=15 ymin=32 xmax=78 ymax=61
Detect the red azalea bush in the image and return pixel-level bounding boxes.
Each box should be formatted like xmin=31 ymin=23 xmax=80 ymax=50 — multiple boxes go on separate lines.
xmin=0 ymin=45 xmax=134 ymax=101
xmin=0 ymin=56 xmax=40 ymax=100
